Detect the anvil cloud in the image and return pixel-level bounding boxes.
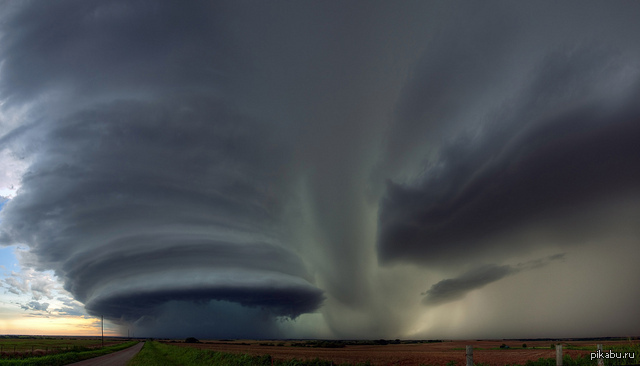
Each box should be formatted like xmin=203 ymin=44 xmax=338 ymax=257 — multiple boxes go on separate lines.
xmin=1 ymin=1 xmax=639 ymax=339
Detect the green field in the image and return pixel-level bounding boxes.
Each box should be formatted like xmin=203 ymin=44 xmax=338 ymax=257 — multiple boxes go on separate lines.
xmin=0 ymin=337 xmax=138 ymax=366
xmin=127 ymin=341 xmax=372 ymax=366
xmin=0 ymin=336 xmax=109 ymax=354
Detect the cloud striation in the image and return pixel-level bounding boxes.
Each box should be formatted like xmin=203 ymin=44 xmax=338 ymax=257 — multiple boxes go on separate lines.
xmin=0 ymin=0 xmax=323 ymax=338
xmin=422 ymin=254 xmax=565 ymax=306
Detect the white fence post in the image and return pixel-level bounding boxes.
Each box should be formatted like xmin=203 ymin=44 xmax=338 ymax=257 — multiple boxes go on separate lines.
xmin=597 ymin=344 xmax=604 ymax=366
xmin=556 ymin=344 xmax=563 ymax=366
xmin=466 ymin=345 xmax=473 ymax=366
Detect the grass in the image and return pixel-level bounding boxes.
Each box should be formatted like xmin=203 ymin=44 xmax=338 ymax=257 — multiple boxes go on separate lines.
xmin=0 ymin=337 xmax=105 ymax=353
xmin=597 ymin=344 xmax=640 ymax=366
xmin=127 ymin=341 xmax=376 ymax=366
xmin=498 ymin=343 xmax=640 ymax=366
xmin=0 ymin=340 xmax=139 ymax=366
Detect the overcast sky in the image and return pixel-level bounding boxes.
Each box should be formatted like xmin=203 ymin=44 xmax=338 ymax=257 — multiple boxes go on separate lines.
xmin=1 ymin=1 xmax=639 ymax=339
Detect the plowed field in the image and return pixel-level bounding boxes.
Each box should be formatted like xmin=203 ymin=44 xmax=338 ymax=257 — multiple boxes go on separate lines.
xmin=163 ymin=339 xmax=639 ymax=366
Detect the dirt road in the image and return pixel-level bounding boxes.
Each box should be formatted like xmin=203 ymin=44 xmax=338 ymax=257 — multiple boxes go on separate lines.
xmin=66 ymin=342 xmax=144 ymax=366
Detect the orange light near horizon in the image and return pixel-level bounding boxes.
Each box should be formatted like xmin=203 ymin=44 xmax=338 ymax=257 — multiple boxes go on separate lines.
xmin=0 ymin=315 xmax=120 ymax=337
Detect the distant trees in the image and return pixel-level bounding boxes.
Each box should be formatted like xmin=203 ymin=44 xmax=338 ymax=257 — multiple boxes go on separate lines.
xmin=185 ymin=337 xmax=200 ymax=343
xmin=290 ymin=340 xmax=345 ymax=348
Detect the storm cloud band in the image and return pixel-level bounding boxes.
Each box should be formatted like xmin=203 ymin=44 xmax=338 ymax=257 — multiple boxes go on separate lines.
xmin=0 ymin=56 xmax=324 ymax=328
xmin=377 ymin=60 xmax=640 ymax=265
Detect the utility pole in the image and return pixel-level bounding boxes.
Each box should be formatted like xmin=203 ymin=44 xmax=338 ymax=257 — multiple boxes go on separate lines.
xmin=101 ymin=315 xmax=104 ymax=348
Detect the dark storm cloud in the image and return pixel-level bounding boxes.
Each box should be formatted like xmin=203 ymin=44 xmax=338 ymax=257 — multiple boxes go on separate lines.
xmin=422 ymin=254 xmax=565 ymax=306
xmin=88 ymin=285 xmax=322 ymax=323
xmin=0 ymin=0 xmax=322 ymax=337
xmin=0 ymin=0 xmax=237 ymax=108
xmin=0 ymin=96 xmax=323 ymax=329
xmin=130 ymin=300 xmax=290 ymax=339
xmin=378 ymin=49 xmax=640 ymax=265
xmin=379 ymin=100 xmax=640 ymax=264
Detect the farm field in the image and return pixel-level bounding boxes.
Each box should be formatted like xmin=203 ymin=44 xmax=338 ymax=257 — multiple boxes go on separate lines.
xmin=161 ymin=339 xmax=640 ymax=366
xmin=0 ymin=336 xmax=129 ymax=357
xmin=0 ymin=338 xmax=139 ymax=366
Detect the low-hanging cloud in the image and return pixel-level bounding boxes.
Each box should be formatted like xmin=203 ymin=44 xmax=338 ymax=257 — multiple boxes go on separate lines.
xmin=0 ymin=1 xmax=323 ymax=337
xmin=0 ymin=96 xmax=324 ymax=334
xmin=422 ymin=254 xmax=565 ymax=306
xmin=21 ymin=300 xmax=49 ymax=312
xmin=56 ymin=297 xmax=90 ymax=318
xmin=377 ymin=50 xmax=640 ymax=264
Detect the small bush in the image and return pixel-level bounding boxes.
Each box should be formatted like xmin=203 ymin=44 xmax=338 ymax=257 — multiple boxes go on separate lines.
xmin=184 ymin=337 xmax=200 ymax=343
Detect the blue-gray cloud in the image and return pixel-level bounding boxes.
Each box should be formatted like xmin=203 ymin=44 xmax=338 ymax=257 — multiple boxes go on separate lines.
xmin=377 ymin=48 xmax=640 ymax=265
xmin=0 ymin=0 xmax=323 ymax=337
xmin=21 ymin=300 xmax=49 ymax=312
xmin=422 ymin=254 xmax=565 ymax=306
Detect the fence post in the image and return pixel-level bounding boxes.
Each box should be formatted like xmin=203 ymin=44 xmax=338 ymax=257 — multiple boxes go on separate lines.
xmin=466 ymin=345 xmax=473 ymax=366
xmin=556 ymin=344 xmax=562 ymax=366
xmin=597 ymin=344 xmax=604 ymax=366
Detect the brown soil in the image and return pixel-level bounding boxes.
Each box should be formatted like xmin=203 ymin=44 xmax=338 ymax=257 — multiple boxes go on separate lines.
xmin=162 ymin=339 xmax=639 ymax=366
